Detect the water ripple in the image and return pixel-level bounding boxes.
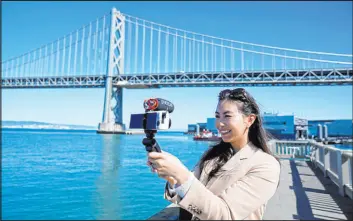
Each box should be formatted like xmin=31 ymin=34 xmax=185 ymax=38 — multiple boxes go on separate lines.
xmin=2 ymin=130 xmax=208 ymax=220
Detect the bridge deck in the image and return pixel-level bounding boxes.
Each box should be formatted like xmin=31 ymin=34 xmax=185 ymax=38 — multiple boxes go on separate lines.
xmin=2 ymin=68 xmax=352 ymax=89
xmin=148 ymin=159 xmax=353 ymax=220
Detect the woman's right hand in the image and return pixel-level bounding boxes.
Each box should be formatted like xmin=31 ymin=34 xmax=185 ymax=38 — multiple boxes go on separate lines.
xmin=147 ymin=158 xmax=177 ymax=186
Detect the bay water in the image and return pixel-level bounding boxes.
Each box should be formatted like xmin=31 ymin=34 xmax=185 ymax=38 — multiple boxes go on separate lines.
xmin=2 ymin=129 xmax=352 ymax=220
xmin=1 ymin=129 xmax=208 ymax=220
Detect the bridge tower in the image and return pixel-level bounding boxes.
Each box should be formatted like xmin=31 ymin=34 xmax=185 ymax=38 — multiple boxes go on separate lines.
xmin=97 ymin=8 xmax=126 ymax=134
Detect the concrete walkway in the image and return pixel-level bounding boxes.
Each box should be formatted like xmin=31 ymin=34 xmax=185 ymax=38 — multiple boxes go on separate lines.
xmin=263 ymin=159 xmax=353 ymax=220
xmin=148 ymin=159 xmax=353 ymax=220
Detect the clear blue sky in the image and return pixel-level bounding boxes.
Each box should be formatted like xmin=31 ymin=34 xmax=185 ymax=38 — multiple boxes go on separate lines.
xmin=2 ymin=1 xmax=352 ymax=130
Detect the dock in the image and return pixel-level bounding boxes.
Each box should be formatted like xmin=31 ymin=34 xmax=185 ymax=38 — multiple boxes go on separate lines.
xmin=148 ymin=140 xmax=353 ymax=220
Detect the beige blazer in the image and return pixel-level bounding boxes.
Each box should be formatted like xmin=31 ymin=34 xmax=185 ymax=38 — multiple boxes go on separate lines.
xmin=164 ymin=142 xmax=281 ymax=220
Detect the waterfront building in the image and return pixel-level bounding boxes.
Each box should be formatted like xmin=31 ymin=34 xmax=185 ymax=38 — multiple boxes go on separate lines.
xmin=188 ymin=112 xmax=309 ymax=140
xmin=187 ymin=122 xmax=207 ymax=134
xmin=187 ymin=114 xmax=352 ymax=141
xmin=262 ymin=112 xmax=308 ymax=140
xmin=206 ymin=118 xmax=217 ymax=134
xmin=308 ymin=119 xmax=352 ymax=138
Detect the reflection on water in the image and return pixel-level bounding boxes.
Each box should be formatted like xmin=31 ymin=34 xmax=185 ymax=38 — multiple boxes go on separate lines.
xmin=94 ymin=134 xmax=123 ymax=220
xmin=2 ymin=129 xmax=351 ymax=220
xmin=2 ymin=130 xmax=208 ymax=220
xmin=156 ymin=135 xmax=189 ymax=141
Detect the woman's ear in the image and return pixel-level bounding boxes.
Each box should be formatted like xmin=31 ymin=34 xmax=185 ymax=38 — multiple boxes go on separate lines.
xmin=247 ymin=114 xmax=257 ymax=128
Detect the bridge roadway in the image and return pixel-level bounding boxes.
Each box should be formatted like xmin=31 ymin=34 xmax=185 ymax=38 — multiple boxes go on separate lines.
xmin=148 ymin=159 xmax=353 ymax=220
xmin=2 ymin=68 xmax=352 ymax=89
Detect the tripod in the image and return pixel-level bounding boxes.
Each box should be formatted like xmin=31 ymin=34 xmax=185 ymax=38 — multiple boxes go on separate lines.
xmin=142 ymin=130 xmax=161 ymax=152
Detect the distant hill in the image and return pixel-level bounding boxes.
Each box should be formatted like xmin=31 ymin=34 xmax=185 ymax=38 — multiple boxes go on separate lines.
xmin=1 ymin=121 xmax=96 ymax=130
xmin=1 ymin=121 xmax=188 ymax=132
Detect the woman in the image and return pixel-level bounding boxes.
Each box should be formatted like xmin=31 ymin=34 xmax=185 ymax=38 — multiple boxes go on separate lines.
xmin=147 ymin=88 xmax=281 ymax=220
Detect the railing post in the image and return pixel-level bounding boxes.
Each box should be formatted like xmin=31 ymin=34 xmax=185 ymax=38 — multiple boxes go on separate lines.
xmin=281 ymin=143 xmax=285 ymax=155
xmin=337 ymin=151 xmax=344 ymax=196
xmin=323 ymin=147 xmax=330 ymax=177
xmin=314 ymin=143 xmax=319 ymax=165
xmin=310 ymin=143 xmax=317 ymax=166
xmin=272 ymin=140 xmax=277 ymax=155
xmin=268 ymin=140 xmax=274 ymax=154
xmin=337 ymin=152 xmax=351 ymax=197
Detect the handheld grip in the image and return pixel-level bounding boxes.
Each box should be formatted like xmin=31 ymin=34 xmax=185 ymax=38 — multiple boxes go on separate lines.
xmin=142 ymin=137 xmax=161 ymax=152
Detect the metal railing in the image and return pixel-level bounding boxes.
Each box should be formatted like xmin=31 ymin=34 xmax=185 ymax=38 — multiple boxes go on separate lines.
xmin=311 ymin=142 xmax=352 ymax=199
xmin=268 ymin=139 xmax=352 ymax=199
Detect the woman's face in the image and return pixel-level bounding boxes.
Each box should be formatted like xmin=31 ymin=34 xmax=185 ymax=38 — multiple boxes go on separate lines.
xmin=215 ymin=100 xmax=249 ymax=144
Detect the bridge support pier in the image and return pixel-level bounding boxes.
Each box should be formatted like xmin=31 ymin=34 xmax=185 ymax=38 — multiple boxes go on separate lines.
xmin=98 ymin=86 xmax=125 ymax=134
xmin=98 ymin=123 xmax=125 ymax=134
xmin=97 ymin=7 xmax=126 ymax=134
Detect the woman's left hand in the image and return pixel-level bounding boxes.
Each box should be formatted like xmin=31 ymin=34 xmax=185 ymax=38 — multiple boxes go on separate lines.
xmin=148 ymin=151 xmax=191 ymax=185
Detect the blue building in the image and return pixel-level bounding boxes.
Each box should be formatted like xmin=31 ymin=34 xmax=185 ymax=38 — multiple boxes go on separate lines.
xmin=262 ymin=113 xmax=308 ymax=140
xmin=203 ymin=113 xmax=309 ymax=140
xmin=187 ymin=124 xmax=197 ymax=133
xmin=187 ymin=113 xmax=350 ymax=140
xmin=308 ymin=119 xmax=352 ymax=138
xmin=197 ymin=123 xmax=207 ymax=131
xmin=187 ymin=122 xmax=207 ymax=134
xmin=207 ymin=118 xmax=217 ymax=134
xmin=199 ymin=113 xmax=308 ymax=140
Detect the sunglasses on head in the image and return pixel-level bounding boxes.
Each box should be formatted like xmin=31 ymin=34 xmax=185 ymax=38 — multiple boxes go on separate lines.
xmin=219 ymin=88 xmax=249 ymax=102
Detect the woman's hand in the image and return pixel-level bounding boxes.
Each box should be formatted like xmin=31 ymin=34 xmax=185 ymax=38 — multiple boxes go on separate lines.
xmin=147 ymin=151 xmax=191 ymax=185
xmin=147 ymin=159 xmax=178 ymax=186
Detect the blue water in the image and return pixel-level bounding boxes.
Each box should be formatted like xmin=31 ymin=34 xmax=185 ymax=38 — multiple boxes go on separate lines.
xmin=1 ymin=129 xmax=210 ymax=220
xmin=334 ymin=143 xmax=353 ymax=150
xmin=2 ymin=129 xmax=352 ymax=220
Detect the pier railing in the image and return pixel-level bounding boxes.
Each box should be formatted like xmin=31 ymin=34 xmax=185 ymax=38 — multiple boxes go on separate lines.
xmin=148 ymin=139 xmax=352 ymax=220
xmin=268 ymin=139 xmax=352 ymax=199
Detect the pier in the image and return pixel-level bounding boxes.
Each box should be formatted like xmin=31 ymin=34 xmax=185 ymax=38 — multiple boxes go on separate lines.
xmin=148 ymin=140 xmax=353 ymax=220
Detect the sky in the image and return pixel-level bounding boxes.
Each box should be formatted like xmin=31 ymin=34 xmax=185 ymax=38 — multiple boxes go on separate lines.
xmin=2 ymin=1 xmax=352 ymax=130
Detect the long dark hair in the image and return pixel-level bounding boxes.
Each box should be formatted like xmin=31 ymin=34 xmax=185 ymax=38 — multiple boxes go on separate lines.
xmin=199 ymin=88 xmax=278 ymax=183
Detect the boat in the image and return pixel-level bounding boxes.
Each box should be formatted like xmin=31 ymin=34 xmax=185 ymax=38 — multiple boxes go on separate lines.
xmin=342 ymin=139 xmax=353 ymax=144
xmin=193 ymin=130 xmax=222 ymax=141
xmin=193 ymin=136 xmax=222 ymax=141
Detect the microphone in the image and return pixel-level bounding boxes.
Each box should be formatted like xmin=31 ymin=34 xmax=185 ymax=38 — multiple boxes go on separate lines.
xmin=143 ymin=98 xmax=174 ymax=113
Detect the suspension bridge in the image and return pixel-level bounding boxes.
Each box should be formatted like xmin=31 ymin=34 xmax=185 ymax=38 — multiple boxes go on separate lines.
xmin=1 ymin=7 xmax=352 ymax=134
